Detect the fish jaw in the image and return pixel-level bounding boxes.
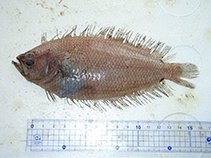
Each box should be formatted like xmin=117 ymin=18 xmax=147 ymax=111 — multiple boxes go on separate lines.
xmin=12 ymin=56 xmax=25 ymax=76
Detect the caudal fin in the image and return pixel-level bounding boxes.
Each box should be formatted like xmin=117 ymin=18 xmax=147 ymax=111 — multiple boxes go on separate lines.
xmin=180 ymin=63 xmax=199 ymax=79
xmin=169 ymin=63 xmax=199 ymax=89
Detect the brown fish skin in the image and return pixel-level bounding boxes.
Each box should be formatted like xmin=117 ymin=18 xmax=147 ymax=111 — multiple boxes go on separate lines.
xmin=12 ymin=28 xmax=199 ymax=104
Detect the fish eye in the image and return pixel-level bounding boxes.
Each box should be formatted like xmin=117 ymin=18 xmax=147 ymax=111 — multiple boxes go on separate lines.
xmin=25 ymin=53 xmax=35 ymax=59
xmin=24 ymin=60 xmax=35 ymax=67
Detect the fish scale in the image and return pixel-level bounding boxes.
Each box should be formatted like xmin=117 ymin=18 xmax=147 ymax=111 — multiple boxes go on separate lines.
xmin=27 ymin=119 xmax=211 ymax=152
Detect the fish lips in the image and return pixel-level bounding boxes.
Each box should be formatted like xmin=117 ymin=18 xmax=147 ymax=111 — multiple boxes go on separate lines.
xmin=12 ymin=55 xmax=28 ymax=76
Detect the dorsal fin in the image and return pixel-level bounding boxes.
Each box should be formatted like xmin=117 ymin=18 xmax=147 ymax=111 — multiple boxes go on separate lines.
xmin=48 ymin=25 xmax=172 ymax=61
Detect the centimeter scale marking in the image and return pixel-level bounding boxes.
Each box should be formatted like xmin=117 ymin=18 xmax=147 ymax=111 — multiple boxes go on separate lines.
xmin=26 ymin=119 xmax=211 ymax=152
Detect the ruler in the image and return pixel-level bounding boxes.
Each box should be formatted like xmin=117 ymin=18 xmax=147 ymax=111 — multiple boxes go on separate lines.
xmin=26 ymin=119 xmax=211 ymax=152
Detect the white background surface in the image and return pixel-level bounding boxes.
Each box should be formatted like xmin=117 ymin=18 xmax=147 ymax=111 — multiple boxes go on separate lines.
xmin=0 ymin=0 xmax=211 ymax=157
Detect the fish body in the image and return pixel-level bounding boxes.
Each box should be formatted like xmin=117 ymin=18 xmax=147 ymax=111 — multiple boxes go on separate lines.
xmin=12 ymin=27 xmax=199 ymax=108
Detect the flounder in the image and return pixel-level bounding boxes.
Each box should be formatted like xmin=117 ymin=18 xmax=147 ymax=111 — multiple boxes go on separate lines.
xmin=12 ymin=26 xmax=199 ymax=109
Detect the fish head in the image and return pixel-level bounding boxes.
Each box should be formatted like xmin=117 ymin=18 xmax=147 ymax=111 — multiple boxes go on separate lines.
xmin=12 ymin=49 xmax=57 ymax=83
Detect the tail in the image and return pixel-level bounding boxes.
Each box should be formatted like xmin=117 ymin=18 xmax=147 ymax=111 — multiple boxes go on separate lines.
xmin=168 ymin=63 xmax=199 ymax=89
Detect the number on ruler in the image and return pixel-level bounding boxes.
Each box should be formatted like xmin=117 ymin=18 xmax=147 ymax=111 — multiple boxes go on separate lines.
xmin=136 ymin=125 xmax=141 ymax=130
xmin=157 ymin=125 xmax=161 ymax=129
xmin=187 ymin=126 xmax=193 ymax=130
xmin=198 ymin=126 xmax=202 ymax=129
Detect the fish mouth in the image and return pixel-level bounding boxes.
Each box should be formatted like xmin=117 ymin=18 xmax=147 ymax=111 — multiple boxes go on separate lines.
xmin=12 ymin=56 xmax=25 ymax=76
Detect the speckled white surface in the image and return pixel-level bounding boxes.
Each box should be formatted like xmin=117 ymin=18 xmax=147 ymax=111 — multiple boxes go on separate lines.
xmin=0 ymin=0 xmax=211 ymax=157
